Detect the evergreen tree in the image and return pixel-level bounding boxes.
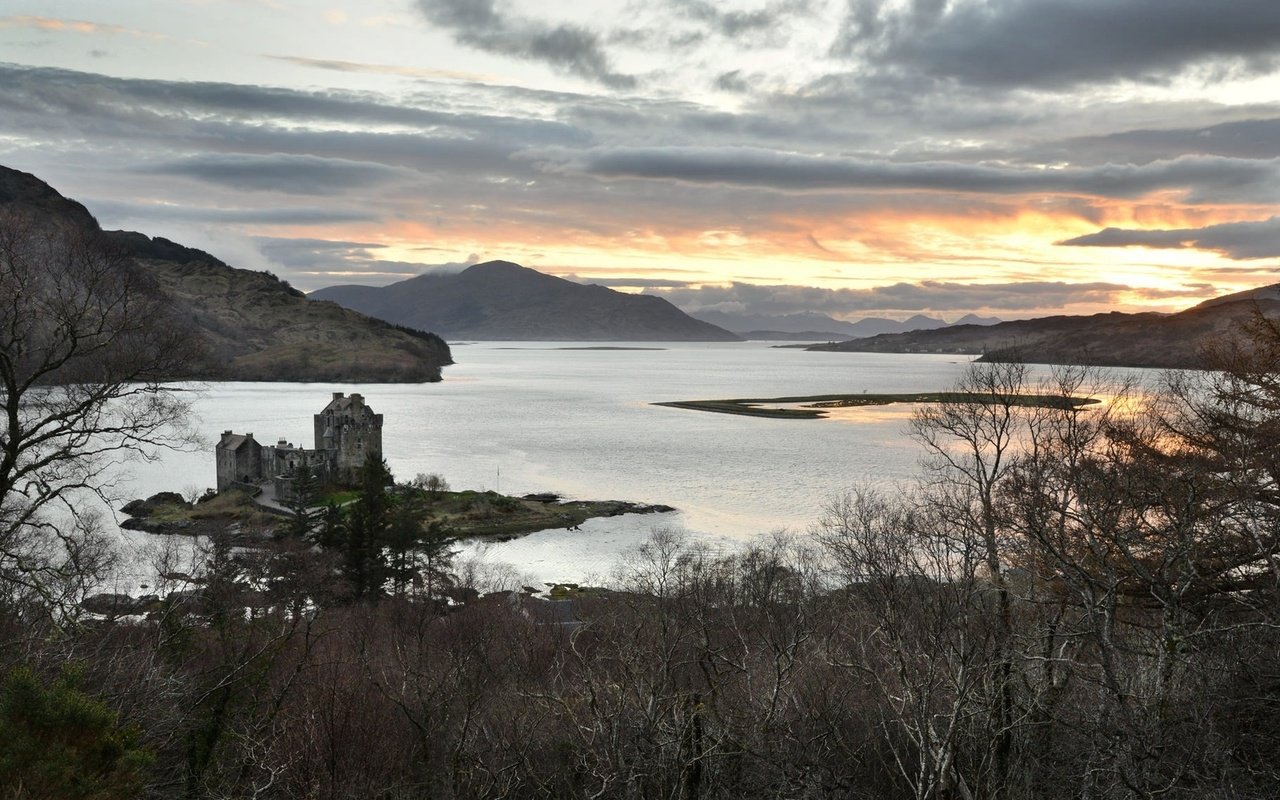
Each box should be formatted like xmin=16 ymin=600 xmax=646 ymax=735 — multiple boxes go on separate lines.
xmin=418 ymin=518 xmax=458 ymax=599
xmin=312 ymin=500 xmax=344 ymax=550
xmin=282 ymin=463 xmax=321 ymax=539
xmin=341 ymin=453 xmax=393 ymax=600
xmin=0 ymin=666 xmax=152 ymax=800
xmin=385 ymin=488 xmax=426 ymax=596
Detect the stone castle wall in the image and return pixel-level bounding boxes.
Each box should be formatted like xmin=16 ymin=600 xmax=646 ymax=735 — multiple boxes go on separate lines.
xmin=314 ymin=392 xmax=384 ymax=484
xmin=216 ymin=392 xmax=385 ymax=497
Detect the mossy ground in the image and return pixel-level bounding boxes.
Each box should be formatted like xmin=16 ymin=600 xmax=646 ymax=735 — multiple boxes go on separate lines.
xmin=399 ymin=490 xmax=617 ymax=539
xmin=128 ymin=489 xmax=279 ymax=535
xmin=131 ymin=486 xmax=666 ymax=541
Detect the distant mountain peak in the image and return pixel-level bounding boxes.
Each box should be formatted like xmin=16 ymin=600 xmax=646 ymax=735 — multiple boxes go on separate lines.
xmin=953 ymin=313 xmax=1003 ymax=326
xmin=464 ymin=259 xmax=529 ymax=273
xmin=314 ymin=262 xmax=740 ymax=341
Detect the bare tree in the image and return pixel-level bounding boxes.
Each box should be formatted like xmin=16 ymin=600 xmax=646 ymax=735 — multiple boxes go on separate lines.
xmin=906 ymin=361 xmax=1035 ymax=797
xmin=0 ymin=211 xmax=202 ymax=612
xmin=815 ymin=487 xmax=997 ymax=800
xmin=413 ymin=472 xmax=449 ymax=501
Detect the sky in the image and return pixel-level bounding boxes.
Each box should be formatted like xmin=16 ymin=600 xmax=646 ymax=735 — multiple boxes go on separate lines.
xmin=1 ymin=0 xmax=1279 ymax=322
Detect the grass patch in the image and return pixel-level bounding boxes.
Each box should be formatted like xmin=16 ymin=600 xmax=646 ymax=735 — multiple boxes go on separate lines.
xmin=654 ymin=392 xmax=1101 ymax=420
xmin=322 ymin=490 xmax=359 ymax=506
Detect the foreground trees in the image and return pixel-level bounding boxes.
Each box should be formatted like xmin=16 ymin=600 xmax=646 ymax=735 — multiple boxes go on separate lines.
xmin=0 ymin=211 xmax=202 ymax=614
xmin=810 ymin=344 xmax=1280 ymax=799
xmin=0 ymin=665 xmax=151 ymax=799
xmin=4 ymin=237 xmax=1280 ymax=797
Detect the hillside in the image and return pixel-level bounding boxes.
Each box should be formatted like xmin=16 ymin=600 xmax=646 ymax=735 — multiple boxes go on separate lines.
xmin=312 ymin=262 xmax=741 ymax=341
xmin=806 ymin=296 xmax=1279 ymax=369
xmin=0 ymin=166 xmax=452 ymax=382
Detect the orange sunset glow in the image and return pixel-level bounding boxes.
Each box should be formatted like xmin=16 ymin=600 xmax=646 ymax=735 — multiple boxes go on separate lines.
xmin=1 ymin=0 xmax=1277 ymax=323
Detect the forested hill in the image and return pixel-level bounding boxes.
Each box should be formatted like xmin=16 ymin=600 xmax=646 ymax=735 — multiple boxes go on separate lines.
xmin=312 ymin=261 xmax=742 ymax=341
xmin=0 ymin=165 xmax=452 ymax=382
xmin=806 ymin=291 xmax=1280 ymax=369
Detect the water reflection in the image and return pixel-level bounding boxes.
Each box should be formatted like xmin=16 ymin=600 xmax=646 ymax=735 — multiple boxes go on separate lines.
xmin=108 ymin=344 xmax=1158 ymax=585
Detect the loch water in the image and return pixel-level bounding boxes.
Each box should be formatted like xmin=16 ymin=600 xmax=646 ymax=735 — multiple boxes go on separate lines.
xmin=116 ymin=343 xmax=1081 ymax=585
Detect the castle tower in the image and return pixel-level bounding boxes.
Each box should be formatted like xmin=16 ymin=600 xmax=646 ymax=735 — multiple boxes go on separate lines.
xmin=314 ymin=391 xmax=384 ymax=484
xmin=214 ymin=431 xmax=263 ymax=491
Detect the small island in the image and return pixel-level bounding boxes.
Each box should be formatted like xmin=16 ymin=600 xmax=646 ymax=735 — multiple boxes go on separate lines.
xmin=654 ymin=391 xmax=1101 ymax=419
xmin=124 ymin=391 xmax=674 ymax=543
xmin=121 ymin=486 xmax=673 ymax=542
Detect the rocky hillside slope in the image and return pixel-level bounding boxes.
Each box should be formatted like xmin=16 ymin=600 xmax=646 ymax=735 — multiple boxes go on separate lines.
xmin=0 ymin=166 xmax=452 ymax=382
xmin=806 ymin=296 xmax=1279 ymax=369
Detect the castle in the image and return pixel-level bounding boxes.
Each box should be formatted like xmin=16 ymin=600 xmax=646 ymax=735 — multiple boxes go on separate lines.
xmin=215 ymin=392 xmax=384 ymax=499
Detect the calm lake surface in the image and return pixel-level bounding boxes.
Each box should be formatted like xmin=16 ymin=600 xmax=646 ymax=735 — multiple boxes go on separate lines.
xmin=116 ymin=343 xmax=1111 ymax=586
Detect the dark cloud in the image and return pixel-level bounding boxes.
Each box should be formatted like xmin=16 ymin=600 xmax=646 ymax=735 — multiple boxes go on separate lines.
xmin=146 ymin=154 xmax=409 ymax=194
xmin=714 ymin=70 xmax=751 ymax=93
xmin=85 ymin=199 xmax=379 ymax=226
xmin=257 ymin=237 xmax=475 ymax=288
xmin=646 ymin=280 xmax=1198 ymax=317
xmin=0 ymin=65 xmax=569 ymax=187
xmin=544 ymin=145 xmax=1280 ymax=201
xmin=256 ymin=237 xmax=385 ymax=270
xmin=831 ymin=0 xmax=1280 ymax=91
xmin=1 ymin=54 xmax=1273 ymax=302
xmin=558 ymin=97 xmax=853 ymax=148
xmin=1052 ymin=116 xmax=1280 ymax=165
xmin=607 ymin=27 xmax=706 ymax=51
xmin=0 ymin=63 xmax=587 ymax=147
xmin=415 ymin=0 xmax=635 ymax=89
xmin=1059 ymin=216 xmax=1280 ymax=260
xmin=669 ymin=0 xmax=812 ymax=42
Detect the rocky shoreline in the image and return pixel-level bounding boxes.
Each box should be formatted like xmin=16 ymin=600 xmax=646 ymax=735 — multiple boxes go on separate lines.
xmin=90 ymin=489 xmax=676 ymax=618
xmin=117 ymin=489 xmax=676 ymax=541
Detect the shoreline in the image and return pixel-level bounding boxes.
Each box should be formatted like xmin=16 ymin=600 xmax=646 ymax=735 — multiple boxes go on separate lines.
xmin=119 ymin=488 xmax=675 ymax=542
xmin=654 ymin=391 xmax=1102 ymax=420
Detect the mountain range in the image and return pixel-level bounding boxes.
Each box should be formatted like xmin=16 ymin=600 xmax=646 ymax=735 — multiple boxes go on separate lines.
xmin=807 ymin=289 xmax=1279 ymax=369
xmin=312 ymin=264 xmax=740 ymax=341
xmin=8 ymin=163 xmax=1272 ymax=373
xmin=0 ymin=166 xmax=452 ymax=382
xmin=689 ymin=310 xmax=1002 ymax=340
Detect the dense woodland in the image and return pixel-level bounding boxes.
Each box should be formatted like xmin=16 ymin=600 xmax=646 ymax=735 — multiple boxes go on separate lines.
xmin=3 ymin=213 xmax=1280 ymax=798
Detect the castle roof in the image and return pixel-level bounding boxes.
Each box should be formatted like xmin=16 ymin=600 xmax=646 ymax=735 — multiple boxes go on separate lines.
xmin=319 ymin=391 xmax=375 ymax=418
xmin=217 ymin=433 xmax=258 ymax=451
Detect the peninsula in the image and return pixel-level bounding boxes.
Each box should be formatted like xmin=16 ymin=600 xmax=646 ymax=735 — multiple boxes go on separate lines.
xmin=803 ymin=285 xmax=1280 ymax=370
xmin=655 ymin=391 xmax=1101 ymax=419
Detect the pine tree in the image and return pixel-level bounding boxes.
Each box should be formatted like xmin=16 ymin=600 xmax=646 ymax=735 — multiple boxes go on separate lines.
xmin=385 ymin=495 xmax=424 ymax=596
xmin=283 ymin=463 xmax=321 ymax=539
xmin=418 ymin=518 xmax=458 ymax=599
xmin=341 ymin=453 xmax=393 ymax=600
xmin=312 ymin=501 xmax=343 ymax=550
xmin=0 ymin=666 xmax=152 ymax=800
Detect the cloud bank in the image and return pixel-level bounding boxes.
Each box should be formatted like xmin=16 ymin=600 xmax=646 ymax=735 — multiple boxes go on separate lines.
xmin=415 ymin=0 xmax=635 ymax=88
xmin=1060 ymin=216 xmax=1280 ymax=259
